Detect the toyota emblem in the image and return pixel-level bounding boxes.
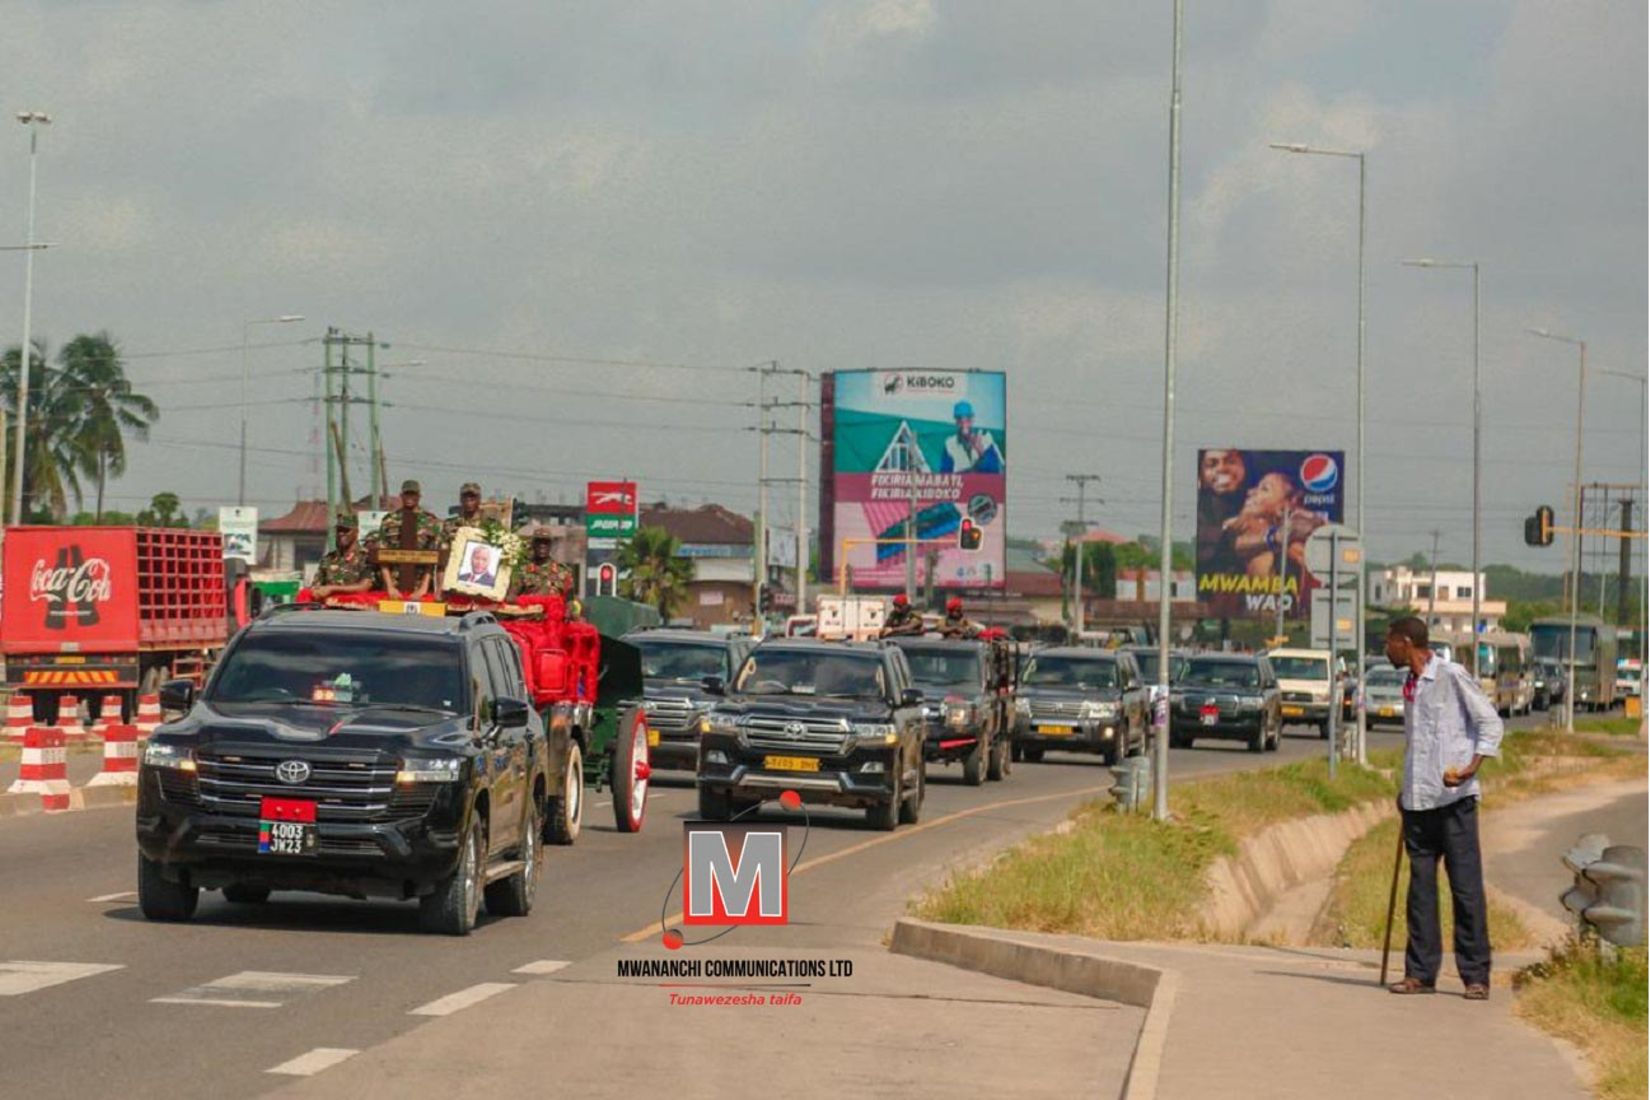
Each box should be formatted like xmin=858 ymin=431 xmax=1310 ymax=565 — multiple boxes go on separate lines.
xmin=275 ymin=760 xmax=311 ymax=785
xmin=782 ymin=721 xmax=808 ymax=740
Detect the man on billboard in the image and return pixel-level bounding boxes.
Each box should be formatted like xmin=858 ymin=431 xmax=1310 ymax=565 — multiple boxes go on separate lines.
xmin=940 ymin=401 xmax=1003 ymax=475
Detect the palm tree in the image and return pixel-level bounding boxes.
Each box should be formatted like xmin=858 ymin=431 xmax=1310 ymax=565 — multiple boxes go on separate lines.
xmin=57 ymin=333 xmax=158 ymax=521
xmin=1 ymin=340 xmax=93 ymax=522
xmin=615 ymin=526 xmax=696 ymax=619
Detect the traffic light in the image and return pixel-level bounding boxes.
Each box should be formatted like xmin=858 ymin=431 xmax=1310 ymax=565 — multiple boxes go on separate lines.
xmin=596 ymin=562 xmax=617 ymax=597
xmin=1524 ymin=505 xmax=1555 ymax=548
xmin=1561 ymin=833 xmax=1646 ymax=947
xmin=958 ymin=517 xmax=983 ymax=552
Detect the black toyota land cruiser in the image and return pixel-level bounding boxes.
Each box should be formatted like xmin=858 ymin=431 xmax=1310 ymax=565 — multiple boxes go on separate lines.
xmin=695 ymin=638 xmax=926 ymax=830
xmin=886 ymin=635 xmax=1016 ymax=786
xmin=623 ymin=628 xmax=753 ymax=772
xmin=135 ymin=607 xmax=549 ymax=935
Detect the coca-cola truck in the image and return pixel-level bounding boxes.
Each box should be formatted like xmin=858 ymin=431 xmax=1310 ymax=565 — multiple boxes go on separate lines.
xmin=2 ymin=526 xmax=229 ymax=724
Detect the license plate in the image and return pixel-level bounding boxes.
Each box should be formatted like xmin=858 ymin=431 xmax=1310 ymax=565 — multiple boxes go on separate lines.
xmin=1036 ymin=724 xmax=1074 ymax=735
xmin=1379 ymin=706 xmax=1396 ymax=718
xmin=259 ymin=819 xmax=317 ymax=856
xmin=647 ymin=728 xmax=660 ymax=748
xmin=1281 ymin=705 xmax=1304 ymax=717
xmin=1200 ymin=713 xmax=1219 ymax=726
xmin=762 ymin=755 xmax=820 ymax=773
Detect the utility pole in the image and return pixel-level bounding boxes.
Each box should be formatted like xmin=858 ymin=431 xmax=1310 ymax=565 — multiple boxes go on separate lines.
xmin=797 ymin=371 xmax=809 ymax=618
xmin=320 ymin=328 xmax=386 ymax=548
xmin=1426 ymin=529 xmax=1441 ymax=629
xmin=1065 ymin=474 xmax=1102 ymax=638
xmin=1274 ymin=506 xmax=1294 ymax=641
xmin=367 ymin=334 xmax=381 ymax=507
xmin=1620 ymin=499 xmax=1634 ymax=631
xmin=749 ymin=363 xmax=809 ymax=633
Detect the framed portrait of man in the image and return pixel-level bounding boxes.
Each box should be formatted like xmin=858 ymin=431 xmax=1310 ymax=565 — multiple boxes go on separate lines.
xmin=442 ymin=527 xmax=512 ymax=599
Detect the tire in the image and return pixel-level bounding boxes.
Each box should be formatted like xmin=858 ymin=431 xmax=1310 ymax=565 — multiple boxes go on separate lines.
xmin=1317 ymin=722 xmax=1330 ymax=740
xmin=544 ymin=740 xmax=583 ymax=846
xmin=961 ymin=737 xmax=986 ymax=786
xmin=867 ymin=761 xmax=901 ymax=831
xmin=899 ymin=759 xmax=925 ymax=825
xmin=485 ymin=796 xmax=541 ymax=918
xmin=987 ymin=736 xmax=1008 ymax=781
xmin=1021 ymin=747 xmax=1045 ymax=764
xmin=1267 ymin=717 xmax=1281 ymax=752
xmin=1246 ymin=723 xmax=1264 ymax=753
xmin=221 ymin=884 xmax=270 ymax=905
xmin=610 ymin=708 xmax=650 ymax=834
xmin=138 ymin=854 xmax=198 ymax=922
xmin=419 ymin=819 xmax=482 ymax=936
xmin=1010 ymin=743 xmax=1024 ymax=763
xmin=698 ymin=784 xmax=733 ymax=821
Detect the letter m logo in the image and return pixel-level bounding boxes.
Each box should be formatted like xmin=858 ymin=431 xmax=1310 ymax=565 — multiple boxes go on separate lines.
xmin=683 ymin=823 xmax=788 ymax=926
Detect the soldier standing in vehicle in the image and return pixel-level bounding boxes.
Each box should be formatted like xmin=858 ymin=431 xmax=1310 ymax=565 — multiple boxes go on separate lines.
xmin=509 ymin=525 xmax=572 ymax=599
xmin=378 ymin=479 xmax=443 ymax=598
xmin=880 ymin=593 xmax=924 ymax=637
xmin=442 ymin=482 xmax=485 ymax=546
xmin=312 ymin=512 xmax=375 ymax=599
xmin=938 ymin=596 xmax=982 ymax=639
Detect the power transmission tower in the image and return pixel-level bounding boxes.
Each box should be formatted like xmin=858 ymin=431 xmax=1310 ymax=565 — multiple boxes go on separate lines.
xmin=321 ymin=329 xmax=386 ymax=547
xmin=749 ymin=362 xmax=808 ymax=633
xmin=1063 ymin=474 xmax=1103 ymax=638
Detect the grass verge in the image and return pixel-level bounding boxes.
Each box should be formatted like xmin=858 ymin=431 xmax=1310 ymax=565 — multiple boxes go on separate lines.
xmin=1516 ymin=941 xmax=1648 ymax=1100
xmin=1573 ymin=716 xmax=1645 ymax=738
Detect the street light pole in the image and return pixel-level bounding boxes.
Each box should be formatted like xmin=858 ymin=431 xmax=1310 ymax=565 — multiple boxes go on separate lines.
xmin=1528 ymin=328 xmax=1586 ymax=732
xmin=239 ymin=315 xmax=304 ymax=506
xmin=1270 ymin=140 xmax=1369 ymax=762
xmin=10 ymin=111 xmax=51 ymax=526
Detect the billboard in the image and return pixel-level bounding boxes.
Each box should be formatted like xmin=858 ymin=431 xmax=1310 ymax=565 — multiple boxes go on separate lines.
xmin=218 ymin=506 xmax=258 ymax=564
xmin=1195 ymin=448 xmax=1345 ymax=618
xmin=822 ymin=370 xmax=1006 ymax=590
xmin=585 ymin=480 xmax=638 ymax=541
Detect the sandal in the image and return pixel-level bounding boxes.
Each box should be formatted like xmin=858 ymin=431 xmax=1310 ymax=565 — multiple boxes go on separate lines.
xmin=1388 ymin=978 xmax=1436 ymax=995
xmin=1463 ymin=984 xmax=1490 ymax=1001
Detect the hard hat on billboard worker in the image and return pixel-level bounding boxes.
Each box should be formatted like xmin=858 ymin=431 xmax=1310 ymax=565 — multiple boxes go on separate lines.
xmin=940 ymin=399 xmax=1003 ymax=475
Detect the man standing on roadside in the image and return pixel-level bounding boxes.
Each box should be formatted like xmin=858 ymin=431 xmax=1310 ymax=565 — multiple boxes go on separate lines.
xmin=1385 ymin=615 xmax=1503 ymax=1001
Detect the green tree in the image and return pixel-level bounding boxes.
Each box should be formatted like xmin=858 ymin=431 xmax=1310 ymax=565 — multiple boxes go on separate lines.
xmin=136 ymin=491 xmax=185 ymax=528
xmin=614 ymin=526 xmax=696 ymax=619
xmin=1 ymin=340 xmax=93 ymax=522
xmin=1058 ymin=541 xmax=1118 ymax=599
xmin=1503 ymin=599 xmax=1562 ymax=633
xmin=57 ymin=332 xmax=158 ymax=521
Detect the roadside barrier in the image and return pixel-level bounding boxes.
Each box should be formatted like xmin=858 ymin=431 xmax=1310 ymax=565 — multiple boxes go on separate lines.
xmin=93 ymin=693 xmax=126 ymax=737
xmin=5 ymin=728 xmax=71 ymax=811
xmin=85 ymin=724 xmax=140 ymax=788
xmin=135 ymin=694 xmax=162 ymax=740
xmin=57 ymin=694 xmax=89 ymax=744
xmin=4 ymin=693 xmax=33 ymax=744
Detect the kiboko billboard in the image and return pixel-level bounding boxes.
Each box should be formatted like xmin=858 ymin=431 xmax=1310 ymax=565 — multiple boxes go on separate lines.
xmin=1194 ymin=448 xmax=1345 ymax=618
xmin=819 ymin=370 xmax=1007 ymax=590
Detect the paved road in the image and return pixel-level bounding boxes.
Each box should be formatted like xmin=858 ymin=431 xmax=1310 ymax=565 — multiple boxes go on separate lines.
xmin=0 ymin=722 xmax=1416 ymax=1098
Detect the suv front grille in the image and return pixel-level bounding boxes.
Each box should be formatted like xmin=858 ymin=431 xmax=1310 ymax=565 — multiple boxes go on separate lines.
xmin=195 ymin=749 xmax=402 ymax=823
xmin=644 ymin=696 xmax=698 ymax=734
xmin=742 ymin=716 xmax=851 ymax=754
xmin=1282 ymin=691 xmax=1316 ymax=704
xmin=1028 ymin=700 xmax=1084 ymax=722
xmin=155 ymin=769 xmax=200 ymax=805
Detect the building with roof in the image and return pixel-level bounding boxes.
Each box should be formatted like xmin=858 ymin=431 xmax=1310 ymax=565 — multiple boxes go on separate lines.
xmin=637 ymin=502 xmax=756 ymax=628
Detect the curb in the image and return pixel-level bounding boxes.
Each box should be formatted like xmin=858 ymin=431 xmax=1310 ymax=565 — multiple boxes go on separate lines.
xmin=890 ymin=918 xmax=1176 ymax=1100
xmin=70 ymin=784 xmax=137 ymax=810
xmin=0 ymin=791 xmax=45 ymax=817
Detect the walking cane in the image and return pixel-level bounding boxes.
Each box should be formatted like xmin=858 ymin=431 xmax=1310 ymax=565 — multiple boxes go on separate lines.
xmin=1379 ymin=824 xmax=1405 ymax=987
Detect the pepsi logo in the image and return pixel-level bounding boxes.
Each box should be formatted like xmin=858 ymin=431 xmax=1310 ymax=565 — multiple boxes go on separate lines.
xmin=1299 ymin=454 xmax=1339 ymax=494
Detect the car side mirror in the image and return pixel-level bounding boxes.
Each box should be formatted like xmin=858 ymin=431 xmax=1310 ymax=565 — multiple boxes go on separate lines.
xmin=900 ymin=687 xmax=924 ymax=708
xmin=701 ymin=676 xmax=726 ymax=696
xmin=158 ymin=678 xmax=195 ymax=714
xmin=494 ymin=696 xmax=530 ymax=729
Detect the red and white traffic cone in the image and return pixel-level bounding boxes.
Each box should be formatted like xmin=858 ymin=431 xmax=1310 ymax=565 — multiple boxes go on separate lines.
xmin=134 ymin=694 xmax=163 ymax=740
xmin=92 ymin=693 xmax=125 ymax=738
xmin=86 ymin=724 xmax=140 ymax=788
xmin=4 ymin=692 xmax=33 ymax=745
xmin=57 ymin=694 xmax=88 ymax=744
xmin=7 ymin=727 xmax=71 ymax=811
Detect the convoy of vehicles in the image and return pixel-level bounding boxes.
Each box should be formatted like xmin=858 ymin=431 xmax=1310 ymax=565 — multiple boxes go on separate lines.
xmin=1013 ymin=647 xmax=1148 ymax=765
xmin=1531 ymin=656 xmax=1566 ymax=711
xmin=1169 ymin=653 xmax=1283 ymax=752
xmin=1264 ymin=647 xmax=1340 ymax=738
xmin=888 ymin=635 xmax=1016 ymax=784
xmin=1530 ymin=615 xmax=1619 ymax=711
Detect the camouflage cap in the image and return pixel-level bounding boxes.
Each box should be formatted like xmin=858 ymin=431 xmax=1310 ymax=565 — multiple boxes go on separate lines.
xmin=400 ymin=478 xmax=422 ymax=494
xmin=525 ymin=523 xmax=555 ymax=542
xmin=333 ymin=510 xmax=359 ymax=530
xmin=459 ymin=481 xmax=482 ymax=497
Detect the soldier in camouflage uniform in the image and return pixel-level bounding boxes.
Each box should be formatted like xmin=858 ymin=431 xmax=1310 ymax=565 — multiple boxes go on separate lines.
xmin=509 ymin=525 xmax=572 ymax=599
xmin=441 ymin=481 xmax=485 ymax=548
xmin=879 ymin=593 xmax=924 ymax=637
xmin=377 ymin=479 xmax=444 ymax=598
xmin=312 ymin=512 xmax=375 ymax=598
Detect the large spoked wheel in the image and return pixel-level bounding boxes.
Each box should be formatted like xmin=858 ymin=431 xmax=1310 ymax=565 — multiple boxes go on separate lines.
xmin=545 ymin=740 xmax=584 ymax=846
xmin=611 ymin=708 xmax=650 ymax=834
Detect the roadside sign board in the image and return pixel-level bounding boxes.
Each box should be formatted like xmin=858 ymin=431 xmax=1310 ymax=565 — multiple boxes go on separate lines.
xmin=1304 ymin=524 xmax=1361 ymax=585
xmin=1310 ymin=588 xmax=1357 ymax=649
xmin=218 ymin=507 xmax=258 ymax=564
xmin=585 ymin=480 xmax=638 ymax=540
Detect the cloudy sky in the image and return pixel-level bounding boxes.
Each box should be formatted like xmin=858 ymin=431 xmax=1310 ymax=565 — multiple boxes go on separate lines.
xmin=3 ymin=0 xmax=1644 ymax=575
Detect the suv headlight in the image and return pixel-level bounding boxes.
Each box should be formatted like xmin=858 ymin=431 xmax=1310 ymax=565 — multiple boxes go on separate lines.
xmin=1238 ymin=696 xmax=1263 ymax=711
xmin=945 ymin=703 xmax=974 ymax=728
xmin=396 ymin=757 xmax=464 ymax=783
xmin=142 ymin=742 xmax=195 ymax=771
xmin=703 ymin=713 xmax=742 ymax=737
xmin=850 ymin=722 xmax=898 ymax=747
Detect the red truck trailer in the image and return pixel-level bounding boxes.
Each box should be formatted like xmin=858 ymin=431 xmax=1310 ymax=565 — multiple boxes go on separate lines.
xmin=2 ymin=526 xmax=229 ymax=723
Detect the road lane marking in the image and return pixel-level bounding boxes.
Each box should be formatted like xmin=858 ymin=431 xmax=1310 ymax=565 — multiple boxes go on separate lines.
xmin=267 ymin=1048 xmax=360 ymax=1076
xmin=620 ymin=781 xmax=1113 ymax=943
xmin=0 ymin=961 xmax=124 ymax=996
xmin=409 ymin=982 xmax=516 ymax=1016
xmin=152 ymin=970 xmax=353 ymax=1008
xmin=86 ymin=891 xmax=136 ymax=903
xmin=512 ymin=960 xmax=571 ymax=975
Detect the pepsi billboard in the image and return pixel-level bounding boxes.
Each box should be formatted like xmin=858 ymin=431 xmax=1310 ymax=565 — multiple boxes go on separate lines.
xmin=1194 ymin=449 xmax=1346 ymax=619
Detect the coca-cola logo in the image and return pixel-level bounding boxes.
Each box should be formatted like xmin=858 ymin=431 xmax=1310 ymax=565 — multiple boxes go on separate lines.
xmin=29 ymin=547 xmax=110 ymax=629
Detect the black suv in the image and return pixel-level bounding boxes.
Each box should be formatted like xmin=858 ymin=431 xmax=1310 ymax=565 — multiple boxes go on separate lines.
xmin=696 ymin=638 xmax=926 ymax=830
xmin=1169 ymin=653 xmax=1283 ymax=753
xmin=624 ymin=629 xmax=753 ymax=772
xmin=135 ymin=608 xmax=549 ymax=935
xmin=1013 ymin=647 xmax=1148 ymax=764
xmin=887 ymin=636 xmax=1015 ymax=785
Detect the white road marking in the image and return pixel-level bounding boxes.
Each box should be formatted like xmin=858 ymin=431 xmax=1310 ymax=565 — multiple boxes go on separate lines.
xmin=266 ymin=1048 xmax=360 ymax=1076
xmin=0 ymin=961 xmax=124 ymax=997
xmin=591 ymin=801 xmax=611 ymax=809
xmin=86 ymin=891 xmax=136 ymax=903
xmin=512 ymin=959 xmax=571 ymax=975
xmin=408 ymin=982 xmax=516 ymax=1016
xmin=152 ymin=970 xmax=353 ymax=1008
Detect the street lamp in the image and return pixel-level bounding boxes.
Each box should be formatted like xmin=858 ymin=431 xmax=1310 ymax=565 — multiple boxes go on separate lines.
xmin=1403 ymin=258 xmax=1482 ymax=677
xmin=10 ymin=110 xmax=51 ymax=526
xmin=1527 ymin=327 xmax=1586 ymax=732
xmin=1596 ymin=367 xmax=1648 ymax=667
xmin=1271 ymin=140 xmax=1368 ymax=764
xmin=239 ymin=315 xmax=305 ymax=506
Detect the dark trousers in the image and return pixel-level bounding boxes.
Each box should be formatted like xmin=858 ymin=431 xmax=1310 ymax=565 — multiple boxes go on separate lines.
xmin=1402 ymin=797 xmax=1492 ymax=986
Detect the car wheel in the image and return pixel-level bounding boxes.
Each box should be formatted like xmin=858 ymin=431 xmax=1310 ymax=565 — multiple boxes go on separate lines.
xmin=1246 ymin=723 xmax=1265 ymax=753
xmin=221 ymin=884 xmax=270 ymax=905
xmin=962 ymin=737 xmax=986 ymax=786
xmin=987 ymin=736 xmax=1008 ymax=781
xmin=868 ymin=762 xmax=901 ymax=831
xmin=545 ymin=740 xmax=583 ymax=846
xmin=419 ymin=819 xmax=482 ymax=936
xmin=899 ymin=760 xmax=925 ymax=825
xmin=1266 ymin=717 xmax=1281 ymax=751
xmin=1010 ymin=743 xmax=1024 ymax=763
xmin=485 ymin=795 xmax=542 ymax=918
xmin=138 ymin=854 xmax=198 ymax=922
xmin=1317 ymin=722 xmax=1330 ymax=740
xmin=1021 ymin=747 xmax=1045 ymax=764
xmin=698 ymin=785 xmax=732 ymax=821
xmin=610 ymin=707 xmax=650 ymax=834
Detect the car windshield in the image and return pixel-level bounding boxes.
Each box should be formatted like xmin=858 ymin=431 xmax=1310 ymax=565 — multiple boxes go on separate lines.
xmin=733 ymin=650 xmax=886 ymax=698
xmin=1531 ymin=625 xmax=1597 ymax=663
xmin=901 ymin=649 xmax=982 ymax=687
xmin=636 ymin=640 xmax=727 ymax=683
xmin=209 ymin=632 xmax=464 ymax=714
xmin=1270 ymin=656 xmax=1328 ymax=680
xmin=1022 ymin=657 xmax=1118 ymax=690
xmin=1132 ymin=651 xmax=1185 ymax=682
xmin=1179 ymin=660 xmax=1260 ymax=689
xmin=1366 ymin=668 xmax=1406 ymax=687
